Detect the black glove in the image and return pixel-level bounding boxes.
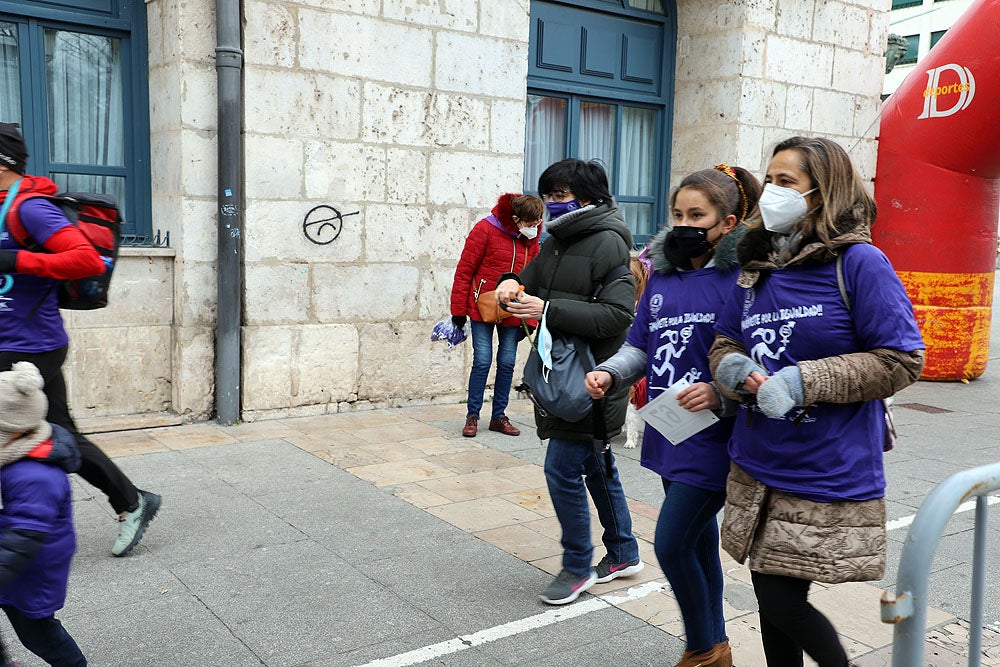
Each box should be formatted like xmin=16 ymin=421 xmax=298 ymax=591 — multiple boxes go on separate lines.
xmin=0 ymin=250 xmax=16 ymax=274
xmin=451 ymin=315 xmax=467 ymax=329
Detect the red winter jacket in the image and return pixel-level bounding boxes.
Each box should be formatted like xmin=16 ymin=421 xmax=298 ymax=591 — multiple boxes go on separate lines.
xmin=450 ymin=193 xmax=540 ymax=326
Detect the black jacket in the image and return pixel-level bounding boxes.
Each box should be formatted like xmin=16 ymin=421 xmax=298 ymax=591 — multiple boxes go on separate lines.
xmin=504 ymin=202 xmax=635 ymax=441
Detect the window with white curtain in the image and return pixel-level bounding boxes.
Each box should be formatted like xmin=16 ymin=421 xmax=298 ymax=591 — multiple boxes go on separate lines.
xmin=0 ymin=1 xmax=151 ymax=240
xmin=0 ymin=22 xmax=20 ymax=123
xmin=45 ymin=29 xmax=127 ymax=209
xmin=524 ymin=94 xmax=661 ymax=241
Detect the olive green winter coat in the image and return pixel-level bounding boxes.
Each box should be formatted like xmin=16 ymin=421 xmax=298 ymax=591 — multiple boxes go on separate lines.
xmin=510 ymin=202 xmax=635 ymax=442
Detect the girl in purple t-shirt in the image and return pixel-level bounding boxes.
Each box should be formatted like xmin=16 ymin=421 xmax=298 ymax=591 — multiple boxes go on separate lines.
xmin=710 ymin=137 xmax=925 ymax=667
xmin=586 ymin=164 xmax=762 ymax=667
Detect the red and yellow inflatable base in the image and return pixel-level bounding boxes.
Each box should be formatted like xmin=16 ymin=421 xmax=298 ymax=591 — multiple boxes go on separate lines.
xmin=896 ymin=272 xmax=994 ymax=380
xmin=874 ymin=0 xmax=1000 ymax=381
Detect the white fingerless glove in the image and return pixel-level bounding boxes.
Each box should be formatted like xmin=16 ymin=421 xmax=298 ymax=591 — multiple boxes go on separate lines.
xmin=756 ymin=365 xmax=805 ymax=418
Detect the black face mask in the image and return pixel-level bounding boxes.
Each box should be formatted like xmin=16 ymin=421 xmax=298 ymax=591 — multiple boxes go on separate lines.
xmin=664 ymin=226 xmax=715 ymax=269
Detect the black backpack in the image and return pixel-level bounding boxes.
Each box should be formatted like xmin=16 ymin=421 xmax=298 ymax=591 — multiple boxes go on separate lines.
xmin=8 ymin=191 xmax=121 ymax=310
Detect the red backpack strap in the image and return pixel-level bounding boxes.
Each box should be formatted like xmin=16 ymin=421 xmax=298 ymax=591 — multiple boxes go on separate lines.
xmin=3 ymin=175 xmax=60 ymax=248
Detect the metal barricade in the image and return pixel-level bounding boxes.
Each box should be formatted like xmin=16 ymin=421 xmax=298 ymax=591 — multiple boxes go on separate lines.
xmin=880 ymin=460 xmax=1000 ymax=667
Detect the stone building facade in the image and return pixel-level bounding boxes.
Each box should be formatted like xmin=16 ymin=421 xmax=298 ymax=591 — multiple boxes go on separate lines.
xmin=47 ymin=0 xmax=891 ymax=429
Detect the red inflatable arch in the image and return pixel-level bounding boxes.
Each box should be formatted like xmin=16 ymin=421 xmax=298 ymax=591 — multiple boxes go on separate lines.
xmin=873 ymin=0 xmax=1000 ymax=380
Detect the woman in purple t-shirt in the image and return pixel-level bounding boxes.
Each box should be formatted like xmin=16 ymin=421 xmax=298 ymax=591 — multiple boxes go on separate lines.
xmin=709 ymin=136 xmax=926 ymax=667
xmin=586 ymin=164 xmax=762 ymax=667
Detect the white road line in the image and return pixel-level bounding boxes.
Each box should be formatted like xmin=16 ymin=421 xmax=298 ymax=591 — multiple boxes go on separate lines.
xmin=355 ymin=580 xmax=665 ymax=667
xmin=361 ymin=494 xmax=1000 ymax=667
xmin=886 ymin=493 xmax=1000 ymax=532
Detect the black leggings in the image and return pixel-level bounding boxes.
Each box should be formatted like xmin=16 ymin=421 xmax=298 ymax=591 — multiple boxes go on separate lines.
xmin=751 ymin=571 xmax=850 ymax=667
xmin=0 ymin=347 xmax=139 ymax=515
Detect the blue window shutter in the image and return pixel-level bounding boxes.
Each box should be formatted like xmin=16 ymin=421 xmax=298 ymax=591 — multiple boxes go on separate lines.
xmin=526 ymin=1 xmax=676 ymax=247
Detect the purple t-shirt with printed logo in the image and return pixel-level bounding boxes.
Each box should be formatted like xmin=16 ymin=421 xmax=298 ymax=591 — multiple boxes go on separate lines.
xmin=714 ymin=243 xmax=925 ymax=502
xmin=627 ymin=266 xmax=737 ymax=492
xmin=0 ymin=198 xmax=71 ymax=353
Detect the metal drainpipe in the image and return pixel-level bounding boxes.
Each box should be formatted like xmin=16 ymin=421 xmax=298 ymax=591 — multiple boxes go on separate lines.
xmin=215 ymin=0 xmax=243 ymax=424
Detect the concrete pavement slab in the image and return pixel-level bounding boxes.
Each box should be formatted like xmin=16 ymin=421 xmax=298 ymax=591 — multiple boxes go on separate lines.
xmin=64 ymin=593 xmax=266 ymax=666
xmin=170 ymin=541 xmax=441 ymax=665
xmin=478 ymin=610 xmax=673 ymax=666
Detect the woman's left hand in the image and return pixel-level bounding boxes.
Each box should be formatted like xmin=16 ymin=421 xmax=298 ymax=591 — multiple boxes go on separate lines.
xmin=505 ymin=293 xmax=545 ymax=319
xmin=676 ymin=382 xmax=720 ymax=412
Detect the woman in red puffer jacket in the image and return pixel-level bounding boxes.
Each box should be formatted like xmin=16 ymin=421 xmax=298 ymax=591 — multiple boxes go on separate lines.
xmin=450 ymin=193 xmax=542 ymax=438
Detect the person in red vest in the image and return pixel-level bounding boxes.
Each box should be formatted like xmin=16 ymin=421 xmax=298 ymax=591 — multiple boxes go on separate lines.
xmin=0 ymin=122 xmax=160 ymax=557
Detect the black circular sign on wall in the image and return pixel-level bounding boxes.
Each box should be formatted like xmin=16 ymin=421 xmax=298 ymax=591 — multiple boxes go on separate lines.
xmin=303 ymin=205 xmax=358 ymax=245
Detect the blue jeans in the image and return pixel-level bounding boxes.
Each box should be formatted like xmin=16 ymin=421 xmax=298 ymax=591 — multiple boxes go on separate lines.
xmin=467 ymin=320 xmax=519 ymax=419
xmin=654 ymin=479 xmax=727 ymax=653
xmin=544 ymin=438 xmax=639 ymax=576
xmin=2 ymin=605 xmax=86 ymax=666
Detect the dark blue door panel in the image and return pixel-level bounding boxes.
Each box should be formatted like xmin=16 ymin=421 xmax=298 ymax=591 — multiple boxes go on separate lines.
xmin=530 ymin=1 xmax=664 ymax=97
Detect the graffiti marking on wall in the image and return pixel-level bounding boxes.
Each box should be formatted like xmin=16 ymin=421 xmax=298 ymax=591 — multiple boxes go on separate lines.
xmin=303 ymin=205 xmax=359 ymax=245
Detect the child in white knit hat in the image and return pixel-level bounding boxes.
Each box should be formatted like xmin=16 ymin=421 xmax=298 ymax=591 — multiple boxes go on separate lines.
xmin=0 ymin=362 xmax=86 ymax=666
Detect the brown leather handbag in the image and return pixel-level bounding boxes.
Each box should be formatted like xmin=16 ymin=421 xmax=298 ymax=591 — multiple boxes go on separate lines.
xmin=474 ymin=279 xmax=511 ymax=323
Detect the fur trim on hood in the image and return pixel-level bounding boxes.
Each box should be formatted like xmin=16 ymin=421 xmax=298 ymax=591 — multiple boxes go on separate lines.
xmin=733 ymin=211 xmax=873 ymax=289
xmin=737 ymin=210 xmax=872 ymax=269
xmin=490 ymin=193 xmax=521 ymax=235
xmin=646 ymin=224 xmax=747 ymax=275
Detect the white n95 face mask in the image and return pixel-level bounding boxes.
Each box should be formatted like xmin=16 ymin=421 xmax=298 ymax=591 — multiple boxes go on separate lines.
xmin=758 ymin=183 xmax=816 ymax=234
xmin=519 ymin=225 xmax=539 ymax=240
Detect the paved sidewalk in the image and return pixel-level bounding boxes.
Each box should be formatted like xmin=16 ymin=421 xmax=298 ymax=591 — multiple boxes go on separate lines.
xmin=3 ymin=377 xmax=999 ymax=665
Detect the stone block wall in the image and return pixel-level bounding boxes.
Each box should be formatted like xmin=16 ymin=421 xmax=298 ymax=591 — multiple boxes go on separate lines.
xmin=146 ymin=0 xmax=219 ymax=420
xmin=671 ymin=0 xmax=889 ymax=192
xmin=238 ymin=1 xmax=531 ymax=419
xmin=65 ymin=250 xmax=175 ymax=426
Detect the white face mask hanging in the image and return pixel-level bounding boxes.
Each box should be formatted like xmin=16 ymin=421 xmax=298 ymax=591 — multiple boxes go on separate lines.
xmin=537 ymin=302 xmax=553 ymax=372
xmin=758 ymin=183 xmax=817 ymax=234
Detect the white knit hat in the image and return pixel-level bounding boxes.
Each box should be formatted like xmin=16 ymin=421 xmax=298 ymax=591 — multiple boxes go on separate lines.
xmin=0 ymin=362 xmax=51 ymax=454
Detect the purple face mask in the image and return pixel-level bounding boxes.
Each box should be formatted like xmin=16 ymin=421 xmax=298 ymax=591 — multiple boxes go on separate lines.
xmin=545 ymin=199 xmax=580 ymax=220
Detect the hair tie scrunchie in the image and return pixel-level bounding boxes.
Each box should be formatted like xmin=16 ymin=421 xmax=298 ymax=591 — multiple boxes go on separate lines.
xmin=714 ymin=163 xmax=748 ymax=222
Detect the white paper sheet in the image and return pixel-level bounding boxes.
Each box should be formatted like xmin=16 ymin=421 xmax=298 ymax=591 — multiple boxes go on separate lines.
xmin=637 ymin=378 xmax=719 ymax=446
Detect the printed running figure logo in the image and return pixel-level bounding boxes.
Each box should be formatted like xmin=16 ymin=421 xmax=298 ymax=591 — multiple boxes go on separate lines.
xmin=650 ymin=324 xmax=695 ymax=389
xmin=749 ymin=321 xmax=796 ymax=368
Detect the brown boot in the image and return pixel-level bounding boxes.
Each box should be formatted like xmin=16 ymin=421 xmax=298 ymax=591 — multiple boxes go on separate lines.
xmin=488 ymin=416 xmax=520 ymax=436
xmin=673 ymin=641 xmax=731 ymax=667
xmin=462 ymin=415 xmax=478 ymax=437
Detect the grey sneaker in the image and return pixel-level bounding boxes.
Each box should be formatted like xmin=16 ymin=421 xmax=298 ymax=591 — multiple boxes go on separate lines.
xmin=593 ymin=555 xmax=644 ymax=583
xmin=112 ymin=490 xmax=161 ymax=557
xmin=539 ymin=569 xmax=597 ymax=605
